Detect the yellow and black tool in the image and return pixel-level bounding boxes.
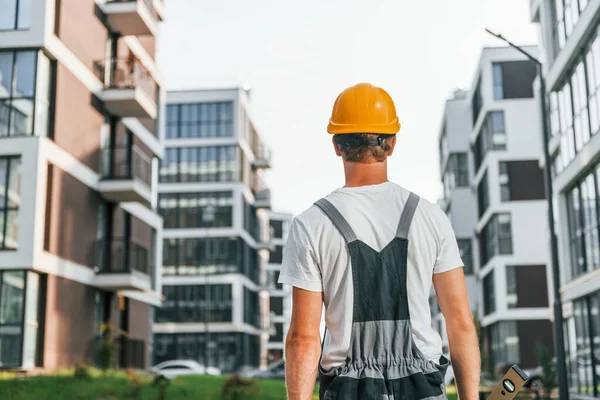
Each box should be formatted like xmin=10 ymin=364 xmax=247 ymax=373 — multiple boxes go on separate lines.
xmin=487 ymin=365 xmax=529 ymax=400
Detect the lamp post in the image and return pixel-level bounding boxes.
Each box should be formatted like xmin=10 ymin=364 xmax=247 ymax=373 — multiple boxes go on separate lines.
xmin=485 ymin=29 xmax=569 ymax=399
xmin=202 ymin=204 xmax=216 ymax=369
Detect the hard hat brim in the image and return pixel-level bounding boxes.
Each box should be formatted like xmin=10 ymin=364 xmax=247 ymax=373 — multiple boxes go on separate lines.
xmin=327 ymin=119 xmax=401 ymax=135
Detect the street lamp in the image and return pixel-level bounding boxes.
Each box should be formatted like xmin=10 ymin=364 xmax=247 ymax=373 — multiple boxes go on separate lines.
xmin=485 ymin=29 xmax=569 ymax=399
xmin=202 ymin=204 xmax=216 ymax=369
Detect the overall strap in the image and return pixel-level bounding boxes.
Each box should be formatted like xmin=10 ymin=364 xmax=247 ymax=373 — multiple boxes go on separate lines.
xmin=314 ymin=198 xmax=358 ymax=244
xmin=396 ymin=192 xmax=420 ymax=239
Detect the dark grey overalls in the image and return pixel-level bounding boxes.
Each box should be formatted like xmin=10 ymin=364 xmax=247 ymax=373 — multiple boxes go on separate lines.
xmin=315 ymin=192 xmax=449 ymax=400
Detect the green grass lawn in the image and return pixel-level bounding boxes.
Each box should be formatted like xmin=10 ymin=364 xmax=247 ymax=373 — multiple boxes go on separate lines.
xmin=0 ymin=370 xmax=461 ymax=400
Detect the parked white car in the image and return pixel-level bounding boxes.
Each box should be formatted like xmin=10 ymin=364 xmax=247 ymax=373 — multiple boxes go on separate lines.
xmin=152 ymin=360 xmax=221 ymax=379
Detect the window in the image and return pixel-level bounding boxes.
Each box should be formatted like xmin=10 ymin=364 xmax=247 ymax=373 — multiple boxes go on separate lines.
xmin=158 ymin=146 xmax=239 ymax=183
xmin=0 ymin=50 xmax=51 ymax=138
xmin=0 ymin=157 xmax=22 ymax=250
xmin=0 ymin=271 xmax=25 ymax=367
xmin=155 ymin=284 xmax=233 ymax=324
xmin=457 ymin=239 xmax=474 ymax=275
xmin=506 ymin=266 xmax=518 ymax=309
xmin=162 ymin=237 xmax=260 ymax=283
xmin=153 ymin=332 xmax=258 ymax=373
xmin=166 ymin=102 xmax=234 ymax=139
xmin=506 ymin=265 xmax=549 ymax=309
xmin=479 ymin=213 xmax=513 ymax=266
xmin=271 ymin=323 xmax=284 ymax=343
xmin=491 ymin=61 xmax=536 ymax=100
xmin=244 ymin=288 xmax=260 ymax=328
xmin=483 ymin=272 xmax=495 ymax=315
xmin=439 ymin=124 xmax=449 ymax=165
xmin=477 ymin=171 xmax=489 ymax=218
xmin=158 ymin=191 xmax=233 ymax=229
xmin=499 ymin=160 xmax=546 ymax=202
xmin=566 ymin=164 xmax=600 ymax=281
xmin=0 ymin=0 xmax=32 ymax=30
xmin=270 ymin=219 xmax=283 ymax=239
xmin=489 ymin=321 xmax=520 ymax=369
xmin=553 ymin=0 xmax=590 ymax=53
xmin=474 ymin=111 xmax=506 ymax=171
xmin=552 ymin=28 xmax=600 ymax=174
xmin=270 ymin=296 xmax=284 ymax=316
xmin=269 ymin=246 xmax=283 ymax=264
xmin=443 ymin=153 xmax=469 ymax=199
xmin=472 ymin=77 xmax=483 ymax=125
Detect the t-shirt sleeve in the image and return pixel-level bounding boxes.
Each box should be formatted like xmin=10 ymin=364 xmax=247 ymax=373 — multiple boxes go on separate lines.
xmin=433 ymin=207 xmax=464 ymax=274
xmin=278 ymin=216 xmax=323 ymax=292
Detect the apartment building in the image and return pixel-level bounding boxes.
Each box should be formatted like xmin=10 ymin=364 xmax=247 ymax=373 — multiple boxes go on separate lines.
xmin=265 ymin=211 xmax=293 ymax=365
xmin=469 ymin=46 xmax=554 ymax=371
xmin=433 ymin=89 xmax=479 ymax=355
xmin=531 ymin=0 xmax=600 ymax=396
xmin=153 ymin=88 xmax=275 ymax=374
xmin=0 ymin=0 xmax=165 ymax=370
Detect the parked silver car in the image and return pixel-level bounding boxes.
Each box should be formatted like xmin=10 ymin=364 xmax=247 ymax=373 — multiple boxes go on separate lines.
xmin=152 ymin=360 xmax=221 ymax=379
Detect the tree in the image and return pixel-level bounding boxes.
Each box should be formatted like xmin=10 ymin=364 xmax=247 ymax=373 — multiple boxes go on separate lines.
xmin=535 ymin=342 xmax=557 ymax=400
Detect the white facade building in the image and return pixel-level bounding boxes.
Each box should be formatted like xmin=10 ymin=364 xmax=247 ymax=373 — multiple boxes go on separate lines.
xmin=531 ymin=1 xmax=600 ymax=396
xmin=265 ymin=211 xmax=293 ymax=365
xmin=434 ymin=89 xmax=480 ymax=354
xmin=153 ymin=87 xmax=281 ymax=373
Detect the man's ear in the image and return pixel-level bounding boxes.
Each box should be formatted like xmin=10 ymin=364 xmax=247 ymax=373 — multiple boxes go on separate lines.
xmin=387 ymin=136 xmax=397 ymax=156
xmin=332 ymin=136 xmax=343 ymax=157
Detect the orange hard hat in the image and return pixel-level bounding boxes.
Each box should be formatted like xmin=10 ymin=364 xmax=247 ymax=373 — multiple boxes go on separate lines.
xmin=327 ymin=83 xmax=400 ymax=135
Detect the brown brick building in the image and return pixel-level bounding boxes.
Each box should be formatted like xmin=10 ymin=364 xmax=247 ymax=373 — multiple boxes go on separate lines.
xmin=0 ymin=0 xmax=165 ymax=370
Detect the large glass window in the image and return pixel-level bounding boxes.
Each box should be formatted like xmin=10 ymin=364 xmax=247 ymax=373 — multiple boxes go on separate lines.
xmin=155 ymin=284 xmax=233 ymax=324
xmin=553 ymin=0 xmax=590 ymax=53
xmin=159 ymin=146 xmax=239 ymax=183
xmin=153 ymin=332 xmax=259 ymax=373
xmin=474 ymin=111 xmax=506 ymax=171
xmin=492 ymin=61 xmax=536 ymax=100
xmin=566 ymin=164 xmax=600 ymax=281
xmin=270 ymin=219 xmax=283 ymax=239
xmin=457 ymin=239 xmax=474 ymax=275
xmin=0 ymin=157 xmax=22 ymax=250
xmin=483 ymin=272 xmax=495 ymax=315
xmin=472 ymin=77 xmax=483 ymax=125
xmin=479 ymin=213 xmax=513 ymax=267
xmin=443 ymin=153 xmax=469 ymax=199
xmin=552 ymin=28 xmax=600 ymax=175
xmin=162 ymin=237 xmax=260 ymax=283
xmin=158 ymin=191 xmax=233 ymax=229
xmin=244 ymin=288 xmax=260 ymax=328
xmin=477 ymin=171 xmax=489 ymax=218
xmin=0 ymin=0 xmax=32 ymax=30
xmin=499 ymin=160 xmax=546 ymax=202
xmin=166 ymin=102 xmax=234 ymax=139
xmin=0 ymin=50 xmax=50 ymax=138
xmin=0 ymin=271 xmax=25 ymax=368
xmin=489 ymin=321 xmax=520 ymax=369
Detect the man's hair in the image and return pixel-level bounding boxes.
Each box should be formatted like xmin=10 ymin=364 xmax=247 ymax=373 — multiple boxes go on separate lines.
xmin=333 ymin=134 xmax=394 ymax=163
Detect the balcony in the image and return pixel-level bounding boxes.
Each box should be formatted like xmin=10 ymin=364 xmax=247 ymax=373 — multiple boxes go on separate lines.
xmin=94 ymin=58 xmax=157 ymax=119
xmin=98 ymin=146 xmax=153 ymax=204
xmin=252 ymin=147 xmax=272 ymax=170
xmin=101 ymin=0 xmax=157 ymax=36
xmin=253 ymin=188 xmax=271 ymax=209
xmin=93 ymin=237 xmax=152 ymax=291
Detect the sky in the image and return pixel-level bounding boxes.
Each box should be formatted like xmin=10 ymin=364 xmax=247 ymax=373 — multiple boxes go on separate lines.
xmin=158 ymin=0 xmax=538 ymax=215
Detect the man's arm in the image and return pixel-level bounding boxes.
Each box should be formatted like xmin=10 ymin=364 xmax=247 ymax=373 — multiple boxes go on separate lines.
xmin=285 ymin=287 xmax=323 ymax=400
xmin=433 ymin=268 xmax=480 ymax=400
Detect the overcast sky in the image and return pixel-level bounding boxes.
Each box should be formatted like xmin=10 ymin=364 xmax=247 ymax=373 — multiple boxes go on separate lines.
xmin=158 ymin=0 xmax=538 ymax=215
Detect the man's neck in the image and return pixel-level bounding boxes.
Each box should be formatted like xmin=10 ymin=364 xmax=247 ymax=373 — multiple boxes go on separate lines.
xmin=343 ymin=160 xmax=389 ymax=188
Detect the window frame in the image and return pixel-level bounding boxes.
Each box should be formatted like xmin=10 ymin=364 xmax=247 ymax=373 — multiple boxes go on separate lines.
xmin=0 ymin=156 xmax=21 ymax=250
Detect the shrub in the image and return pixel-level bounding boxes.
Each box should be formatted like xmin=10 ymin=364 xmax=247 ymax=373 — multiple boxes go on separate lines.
xmin=221 ymin=375 xmax=258 ymax=400
xmin=536 ymin=342 xmax=557 ymax=400
xmin=73 ymin=365 xmax=92 ymax=380
xmin=125 ymin=369 xmax=143 ymax=399
xmin=152 ymin=374 xmax=170 ymax=400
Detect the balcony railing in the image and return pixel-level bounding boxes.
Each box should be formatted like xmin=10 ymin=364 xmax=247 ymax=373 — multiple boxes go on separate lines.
xmin=95 ymin=237 xmax=150 ymax=275
xmin=94 ymin=58 xmax=154 ymax=100
xmin=118 ymin=337 xmax=146 ymax=369
xmin=100 ymin=146 xmax=152 ymax=187
xmin=107 ymin=0 xmax=153 ymax=14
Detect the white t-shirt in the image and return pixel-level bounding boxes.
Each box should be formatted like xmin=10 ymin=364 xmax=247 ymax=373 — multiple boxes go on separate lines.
xmin=278 ymin=182 xmax=463 ymax=370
